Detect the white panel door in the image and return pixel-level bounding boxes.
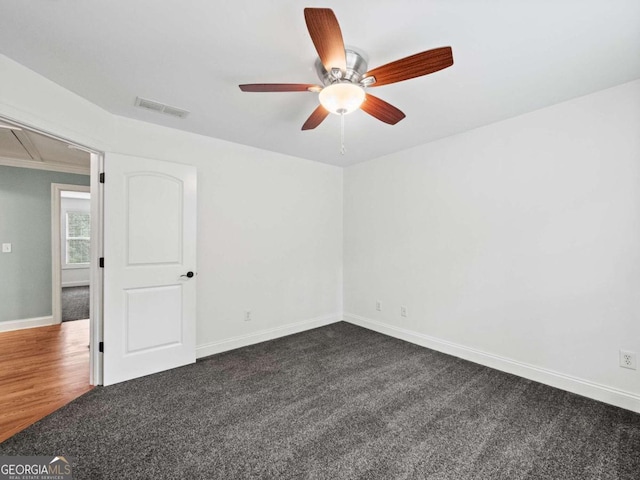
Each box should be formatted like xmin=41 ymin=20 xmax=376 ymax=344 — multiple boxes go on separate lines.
xmin=103 ymin=153 xmax=197 ymax=385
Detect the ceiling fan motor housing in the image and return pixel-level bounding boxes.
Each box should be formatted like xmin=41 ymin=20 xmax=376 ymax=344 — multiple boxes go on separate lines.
xmin=315 ymin=48 xmax=369 ymax=86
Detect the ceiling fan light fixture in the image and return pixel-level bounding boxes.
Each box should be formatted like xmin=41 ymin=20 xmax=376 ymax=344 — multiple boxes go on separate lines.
xmin=318 ymin=82 xmax=365 ymax=115
xmin=239 ymin=8 xmax=453 ymax=131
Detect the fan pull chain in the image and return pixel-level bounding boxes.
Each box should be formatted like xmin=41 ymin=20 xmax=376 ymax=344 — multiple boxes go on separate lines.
xmin=340 ymin=111 xmax=346 ymax=155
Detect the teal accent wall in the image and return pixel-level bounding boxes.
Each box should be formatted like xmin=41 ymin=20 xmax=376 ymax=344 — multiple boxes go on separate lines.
xmin=0 ymin=165 xmax=90 ymax=323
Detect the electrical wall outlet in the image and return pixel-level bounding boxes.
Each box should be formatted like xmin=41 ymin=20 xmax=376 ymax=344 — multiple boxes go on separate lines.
xmin=2 ymin=243 xmax=11 ymax=253
xmin=375 ymin=301 xmax=382 ymax=312
xmin=400 ymin=305 xmax=408 ymax=317
xmin=244 ymin=310 xmax=252 ymax=322
xmin=620 ymin=350 xmax=637 ymax=370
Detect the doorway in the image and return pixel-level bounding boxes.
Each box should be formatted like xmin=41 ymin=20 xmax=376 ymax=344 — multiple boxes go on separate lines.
xmin=0 ymin=117 xmax=103 ymax=386
xmin=52 ymin=184 xmax=91 ymax=324
xmin=0 ymin=118 xmax=103 ymax=441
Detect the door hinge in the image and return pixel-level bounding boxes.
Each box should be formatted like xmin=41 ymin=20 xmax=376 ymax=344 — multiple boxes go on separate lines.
xmin=99 ymin=172 xmax=105 ymax=183
xmin=99 ymin=257 xmax=104 ymax=268
xmin=99 ymin=341 xmax=104 ymax=353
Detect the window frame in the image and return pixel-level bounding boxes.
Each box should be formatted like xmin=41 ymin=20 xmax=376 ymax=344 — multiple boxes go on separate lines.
xmin=64 ymin=210 xmax=91 ymax=268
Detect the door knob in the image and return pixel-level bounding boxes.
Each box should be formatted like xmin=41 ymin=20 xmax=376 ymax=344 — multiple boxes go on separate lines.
xmin=181 ymin=271 xmax=195 ymax=278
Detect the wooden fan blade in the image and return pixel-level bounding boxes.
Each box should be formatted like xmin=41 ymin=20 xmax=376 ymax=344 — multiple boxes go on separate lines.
xmin=304 ymin=8 xmax=346 ymax=73
xmin=360 ymin=94 xmax=406 ymax=125
xmin=239 ymin=84 xmax=321 ymax=92
xmin=302 ymin=105 xmax=330 ymax=130
xmin=365 ymin=47 xmax=453 ymax=87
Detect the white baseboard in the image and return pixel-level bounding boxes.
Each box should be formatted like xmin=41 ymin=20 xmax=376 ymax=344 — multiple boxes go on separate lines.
xmin=344 ymin=313 xmax=640 ymax=414
xmin=196 ymin=313 xmax=343 ymax=359
xmin=0 ymin=315 xmax=57 ymax=333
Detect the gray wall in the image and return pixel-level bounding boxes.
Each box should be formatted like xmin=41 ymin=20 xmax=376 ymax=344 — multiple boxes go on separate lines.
xmin=0 ymin=165 xmax=90 ymax=322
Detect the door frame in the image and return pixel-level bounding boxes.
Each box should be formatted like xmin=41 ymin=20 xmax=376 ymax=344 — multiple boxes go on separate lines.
xmin=0 ymin=115 xmax=104 ymax=386
xmin=90 ymin=152 xmax=104 ymax=385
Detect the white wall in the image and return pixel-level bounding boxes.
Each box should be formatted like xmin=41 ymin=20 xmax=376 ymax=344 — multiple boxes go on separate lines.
xmin=0 ymin=54 xmax=343 ymax=354
xmin=344 ymin=79 xmax=640 ymax=412
xmin=0 ymin=56 xmax=114 ymax=151
xmin=113 ymin=117 xmax=343 ymax=355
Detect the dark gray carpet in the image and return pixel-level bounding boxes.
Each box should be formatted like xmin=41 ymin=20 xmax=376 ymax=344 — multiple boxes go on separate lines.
xmin=61 ymin=286 xmax=90 ymax=321
xmin=1 ymin=322 xmax=639 ymax=479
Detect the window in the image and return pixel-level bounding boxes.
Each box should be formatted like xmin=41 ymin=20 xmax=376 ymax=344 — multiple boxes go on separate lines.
xmin=66 ymin=211 xmax=91 ymax=265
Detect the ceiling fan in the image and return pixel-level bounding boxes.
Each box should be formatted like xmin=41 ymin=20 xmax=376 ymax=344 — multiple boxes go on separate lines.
xmin=239 ymin=8 xmax=454 ymax=132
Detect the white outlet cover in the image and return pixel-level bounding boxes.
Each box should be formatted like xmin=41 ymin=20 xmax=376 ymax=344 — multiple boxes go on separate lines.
xmin=620 ymin=350 xmax=637 ymax=370
xmin=2 ymin=243 xmax=11 ymax=253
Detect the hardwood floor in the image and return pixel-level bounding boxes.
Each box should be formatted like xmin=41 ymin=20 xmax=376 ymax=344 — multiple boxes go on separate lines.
xmin=0 ymin=320 xmax=93 ymax=443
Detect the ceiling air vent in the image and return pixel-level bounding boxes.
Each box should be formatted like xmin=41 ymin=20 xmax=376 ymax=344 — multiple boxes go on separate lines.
xmin=135 ymin=97 xmax=190 ymax=118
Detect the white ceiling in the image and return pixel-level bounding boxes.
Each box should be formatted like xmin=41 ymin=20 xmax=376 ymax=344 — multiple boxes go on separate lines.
xmin=0 ymin=0 xmax=639 ymax=166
